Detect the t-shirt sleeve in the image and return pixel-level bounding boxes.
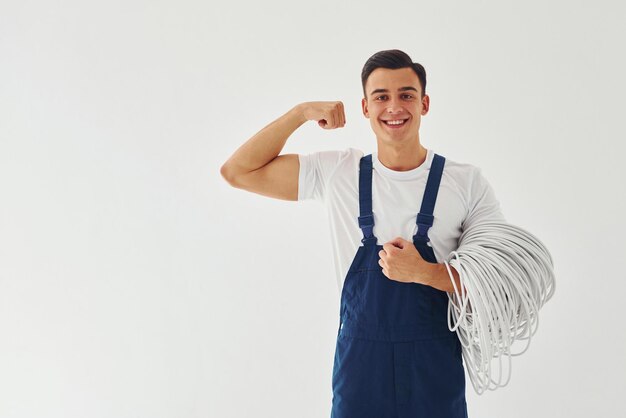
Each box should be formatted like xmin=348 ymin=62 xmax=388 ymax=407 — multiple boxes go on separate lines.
xmin=298 ymin=149 xmax=353 ymax=202
xmin=462 ymin=166 xmax=506 ymax=230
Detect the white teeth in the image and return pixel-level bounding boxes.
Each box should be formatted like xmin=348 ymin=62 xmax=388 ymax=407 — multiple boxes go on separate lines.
xmin=385 ymin=119 xmax=406 ymax=125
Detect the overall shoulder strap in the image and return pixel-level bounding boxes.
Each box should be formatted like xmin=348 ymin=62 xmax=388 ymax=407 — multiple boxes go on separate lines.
xmin=414 ymin=154 xmax=446 ymax=243
xmin=358 ymin=154 xmax=376 ymax=245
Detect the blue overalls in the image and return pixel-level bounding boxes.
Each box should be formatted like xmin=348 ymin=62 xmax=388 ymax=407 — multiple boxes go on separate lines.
xmin=330 ymin=153 xmax=468 ymax=418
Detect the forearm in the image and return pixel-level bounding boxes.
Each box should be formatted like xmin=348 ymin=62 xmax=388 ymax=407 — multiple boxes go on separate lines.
xmin=221 ymin=104 xmax=308 ymax=179
xmin=424 ymin=262 xmax=464 ymax=294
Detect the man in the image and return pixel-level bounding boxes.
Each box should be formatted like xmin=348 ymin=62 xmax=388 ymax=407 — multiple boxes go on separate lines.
xmin=221 ymin=49 xmax=504 ymax=417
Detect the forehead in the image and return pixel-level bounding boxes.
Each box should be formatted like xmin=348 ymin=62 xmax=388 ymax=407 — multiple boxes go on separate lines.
xmin=365 ymin=67 xmax=421 ymax=93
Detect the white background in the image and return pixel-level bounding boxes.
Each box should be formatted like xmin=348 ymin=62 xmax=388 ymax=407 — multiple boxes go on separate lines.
xmin=1 ymin=1 xmax=625 ymax=417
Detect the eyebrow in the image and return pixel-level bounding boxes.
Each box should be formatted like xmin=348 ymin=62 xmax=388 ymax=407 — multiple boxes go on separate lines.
xmin=370 ymin=86 xmax=419 ymax=96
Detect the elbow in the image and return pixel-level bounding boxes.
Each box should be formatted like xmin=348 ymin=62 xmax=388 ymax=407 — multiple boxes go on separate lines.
xmin=220 ymin=163 xmax=238 ymax=187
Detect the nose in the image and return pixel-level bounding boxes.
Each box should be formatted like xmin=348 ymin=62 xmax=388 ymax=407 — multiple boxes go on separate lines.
xmin=386 ymin=98 xmax=404 ymax=114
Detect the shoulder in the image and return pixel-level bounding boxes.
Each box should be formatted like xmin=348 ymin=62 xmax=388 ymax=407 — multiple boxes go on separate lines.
xmin=298 ymin=148 xmax=367 ymax=201
xmin=439 ymin=154 xmax=483 ymax=189
xmin=438 ymin=153 xmax=497 ymax=210
xmin=302 ymin=147 xmax=365 ymax=163
xmin=299 ymin=147 xmax=365 ymax=176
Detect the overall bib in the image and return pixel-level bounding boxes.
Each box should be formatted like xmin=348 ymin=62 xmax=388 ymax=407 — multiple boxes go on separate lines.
xmin=330 ymin=154 xmax=467 ymax=418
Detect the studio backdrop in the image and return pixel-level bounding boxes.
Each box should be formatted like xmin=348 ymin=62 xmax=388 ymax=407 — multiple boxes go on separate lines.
xmin=1 ymin=1 xmax=625 ymax=417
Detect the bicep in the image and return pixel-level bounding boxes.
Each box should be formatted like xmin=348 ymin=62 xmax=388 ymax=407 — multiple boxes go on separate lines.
xmin=230 ymin=154 xmax=300 ymax=201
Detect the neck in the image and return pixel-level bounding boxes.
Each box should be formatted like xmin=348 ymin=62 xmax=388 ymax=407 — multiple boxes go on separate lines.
xmin=376 ymin=138 xmax=427 ymax=171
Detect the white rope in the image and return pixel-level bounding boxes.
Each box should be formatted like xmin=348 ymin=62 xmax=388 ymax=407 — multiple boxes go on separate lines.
xmin=442 ymin=220 xmax=555 ymax=395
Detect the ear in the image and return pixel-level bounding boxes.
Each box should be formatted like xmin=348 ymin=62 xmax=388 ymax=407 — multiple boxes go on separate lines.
xmin=421 ymin=94 xmax=430 ymax=115
xmin=361 ymin=97 xmax=369 ymax=118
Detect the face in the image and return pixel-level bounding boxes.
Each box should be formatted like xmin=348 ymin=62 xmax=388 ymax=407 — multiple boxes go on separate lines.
xmin=361 ymin=67 xmax=429 ymax=145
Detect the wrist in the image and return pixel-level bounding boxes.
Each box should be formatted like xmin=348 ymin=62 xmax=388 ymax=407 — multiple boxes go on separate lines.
xmin=412 ymin=260 xmax=438 ymax=286
xmin=422 ymin=262 xmax=460 ymax=294
xmin=424 ymin=262 xmax=441 ymax=287
xmin=293 ymin=103 xmax=309 ymax=124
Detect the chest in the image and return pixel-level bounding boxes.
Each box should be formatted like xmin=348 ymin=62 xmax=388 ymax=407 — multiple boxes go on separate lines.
xmin=326 ymin=172 xmax=467 ymax=245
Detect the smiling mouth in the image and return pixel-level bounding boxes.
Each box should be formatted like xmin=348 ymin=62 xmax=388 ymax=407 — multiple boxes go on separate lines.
xmin=382 ymin=118 xmax=409 ymax=127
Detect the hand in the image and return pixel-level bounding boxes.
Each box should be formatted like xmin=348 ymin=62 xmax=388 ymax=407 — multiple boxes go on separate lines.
xmin=299 ymin=101 xmax=346 ymax=129
xmin=378 ymin=237 xmax=432 ymax=284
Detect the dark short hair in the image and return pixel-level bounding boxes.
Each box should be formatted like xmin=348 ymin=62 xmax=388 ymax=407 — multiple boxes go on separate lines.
xmin=361 ymin=49 xmax=427 ymax=99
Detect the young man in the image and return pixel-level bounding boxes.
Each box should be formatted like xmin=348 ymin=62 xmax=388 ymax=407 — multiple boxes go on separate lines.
xmin=221 ymin=49 xmax=503 ymax=418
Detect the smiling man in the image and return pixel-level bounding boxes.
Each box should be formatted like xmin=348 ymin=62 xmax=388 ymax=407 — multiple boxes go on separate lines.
xmin=221 ymin=49 xmax=504 ymax=418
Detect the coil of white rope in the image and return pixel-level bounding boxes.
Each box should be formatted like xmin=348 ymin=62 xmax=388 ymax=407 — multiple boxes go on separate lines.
xmin=442 ymin=220 xmax=555 ymax=395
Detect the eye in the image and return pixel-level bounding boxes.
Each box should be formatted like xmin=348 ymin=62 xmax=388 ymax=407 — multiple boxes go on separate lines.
xmin=375 ymin=95 xmax=388 ymax=101
xmin=403 ymin=94 xmax=413 ymax=99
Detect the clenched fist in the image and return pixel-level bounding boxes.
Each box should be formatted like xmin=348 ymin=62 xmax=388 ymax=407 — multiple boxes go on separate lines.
xmin=300 ymin=101 xmax=346 ymax=129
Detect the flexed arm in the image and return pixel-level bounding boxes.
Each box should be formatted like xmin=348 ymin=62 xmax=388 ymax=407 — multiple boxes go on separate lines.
xmin=220 ymin=101 xmax=346 ymax=201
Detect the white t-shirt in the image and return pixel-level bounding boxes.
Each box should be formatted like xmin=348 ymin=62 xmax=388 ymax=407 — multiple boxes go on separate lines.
xmin=298 ymin=147 xmax=506 ymax=292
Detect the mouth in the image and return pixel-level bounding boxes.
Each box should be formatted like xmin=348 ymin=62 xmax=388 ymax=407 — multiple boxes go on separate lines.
xmin=381 ymin=117 xmax=409 ymax=128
